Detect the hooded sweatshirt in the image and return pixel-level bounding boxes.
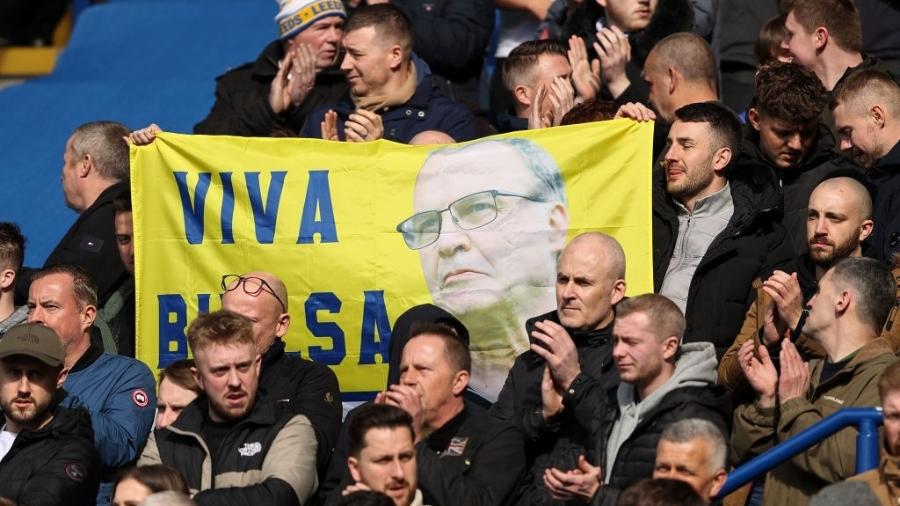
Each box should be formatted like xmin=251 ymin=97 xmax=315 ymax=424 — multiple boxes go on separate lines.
xmin=604 ymin=342 xmax=719 ymax=482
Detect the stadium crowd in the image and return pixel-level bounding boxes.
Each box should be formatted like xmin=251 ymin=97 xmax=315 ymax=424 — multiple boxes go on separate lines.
xmin=0 ymin=0 xmax=899 ymax=505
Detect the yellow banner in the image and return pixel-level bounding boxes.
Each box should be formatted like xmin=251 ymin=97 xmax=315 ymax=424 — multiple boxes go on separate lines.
xmin=132 ymin=121 xmax=654 ymax=402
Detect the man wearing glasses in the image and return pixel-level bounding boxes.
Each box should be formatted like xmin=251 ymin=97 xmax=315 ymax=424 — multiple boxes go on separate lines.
xmin=221 ymin=272 xmax=342 ymax=480
xmin=396 ymin=138 xmax=569 ymax=402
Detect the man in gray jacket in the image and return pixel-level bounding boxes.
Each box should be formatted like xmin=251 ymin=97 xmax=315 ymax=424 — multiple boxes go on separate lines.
xmin=541 ymin=294 xmax=730 ymax=505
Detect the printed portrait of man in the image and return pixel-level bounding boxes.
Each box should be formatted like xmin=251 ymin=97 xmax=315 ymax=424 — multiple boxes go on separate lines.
xmin=396 ymin=138 xmax=569 ymax=401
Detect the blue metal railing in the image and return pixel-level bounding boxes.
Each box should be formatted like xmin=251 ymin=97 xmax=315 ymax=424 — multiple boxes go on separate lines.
xmin=717 ymin=407 xmax=883 ymax=498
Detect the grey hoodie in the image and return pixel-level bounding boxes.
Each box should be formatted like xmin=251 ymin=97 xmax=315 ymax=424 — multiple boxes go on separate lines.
xmin=0 ymin=305 xmax=28 ymax=335
xmin=603 ymin=342 xmax=718 ymax=481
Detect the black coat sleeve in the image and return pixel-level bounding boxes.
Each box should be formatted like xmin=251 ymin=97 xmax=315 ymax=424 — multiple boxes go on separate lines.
xmin=37 ymin=190 xmax=128 ymax=305
xmin=391 ymin=0 xmax=494 ymax=77
xmin=194 ymin=478 xmax=298 ymax=506
xmin=193 ymin=71 xmax=282 ymax=136
xmin=490 ymin=359 xmax=557 ymax=444
xmin=416 ymin=422 xmax=526 ymax=506
xmin=15 ymin=439 xmax=101 ymax=506
xmin=563 ymin=371 xmax=610 ymax=434
xmin=294 ymin=360 xmax=343 ymax=477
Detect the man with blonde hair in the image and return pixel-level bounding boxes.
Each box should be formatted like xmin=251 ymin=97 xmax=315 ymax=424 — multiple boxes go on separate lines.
xmin=140 ymin=310 xmax=319 ymax=506
xmin=221 ymin=271 xmax=341 ymax=477
xmin=541 ymin=294 xmax=729 ymax=505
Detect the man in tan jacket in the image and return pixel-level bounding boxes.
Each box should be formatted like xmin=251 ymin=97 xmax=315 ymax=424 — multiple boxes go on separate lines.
xmin=717 ymin=176 xmax=896 ymax=401
xmin=732 ymin=256 xmax=898 ymax=505
xmin=812 ymin=359 xmax=900 ymax=504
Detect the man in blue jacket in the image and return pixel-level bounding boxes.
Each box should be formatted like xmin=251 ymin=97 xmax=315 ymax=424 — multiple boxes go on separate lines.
xmin=26 ymin=264 xmax=156 ymax=505
xmin=300 ymin=4 xmax=477 ymax=143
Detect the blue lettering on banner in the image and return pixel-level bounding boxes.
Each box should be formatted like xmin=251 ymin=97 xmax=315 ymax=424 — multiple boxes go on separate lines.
xmin=155 ymin=290 xmax=390 ymax=371
xmin=220 ymin=172 xmax=235 ymax=244
xmin=358 ymin=290 xmax=392 ymax=364
xmin=174 ymin=170 xmax=339 ymax=246
xmin=157 ymin=294 xmax=215 ymax=368
xmin=174 ymin=172 xmax=212 ymax=245
xmin=157 ymin=294 xmax=188 ymax=368
xmin=306 ymin=292 xmax=346 ymax=364
xmin=298 ymin=170 xmax=338 ymax=244
xmin=246 ymin=171 xmax=286 ymax=244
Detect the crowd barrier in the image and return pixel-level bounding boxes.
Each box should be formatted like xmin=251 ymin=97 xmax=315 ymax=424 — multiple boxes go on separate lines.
xmin=717 ymin=407 xmax=883 ymax=498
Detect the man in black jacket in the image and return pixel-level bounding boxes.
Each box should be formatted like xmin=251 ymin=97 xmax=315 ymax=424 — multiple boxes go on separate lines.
xmin=831 ymin=69 xmax=900 ymax=264
xmin=387 ymin=0 xmax=494 ymax=112
xmin=139 ymin=310 xmax=319 ymax=506
xmin=490 ymin=232 xmax=626 ymax=505
xmin=0 ymin=323 xmax=101 ymax=505
xmin=221 ymin=271 xmax=342 ymax=478
xmin=654 ymin=102 xmax=795 ymax=358
xmin=740 ymin=60 xmax=860 ymax=256
xmin=17 ymin=121 xmax=131 ymax=314
xmin=384 ymin=323 xmax=525 ymax=505
xmin=542 ymin=295 xmax=730 ymax=506
xmin=194 ymin=0 xmax=348 ymax=136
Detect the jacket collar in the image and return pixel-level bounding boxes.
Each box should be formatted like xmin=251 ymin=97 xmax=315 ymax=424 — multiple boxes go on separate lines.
xmin=811 ymin=338 xmax=894 ymax=388
xmin=168 ymin=391 xmax=278 ymax=436
xmin=261 ymin=339 xmax=285 ymax=370
xmin=526 ymin=310 xmax=614 ymax=348
xmin=879 ymin=443 xmax=900 ymax=500
xmin=654 ymin=165 xmax=781 ymax=238
xmin=423 ymin=404 xmax=468 ymax=453
xmin=69 ymin=328 xmax=105 ymax=374
xmin=331 ymin=58 xmax=434 ymax=116
xmin=872 ymin=140 xmax=900 ymax=179
xmin=672 ymin=182 xmax=732 ymax=217
xmin=86 ymin=182 xmax=129 ymax=215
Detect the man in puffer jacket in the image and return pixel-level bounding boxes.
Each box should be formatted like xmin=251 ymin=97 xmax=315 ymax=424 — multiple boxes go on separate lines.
xmin=490 ymin=232 xmax=627 ymax=505
xmin=540 ymin=294 xmax=730 ymax=506
xmin=653 ymin=103 xmax=796 ymax=359
xmin=0 ymin=323 xmax=101 ymax=506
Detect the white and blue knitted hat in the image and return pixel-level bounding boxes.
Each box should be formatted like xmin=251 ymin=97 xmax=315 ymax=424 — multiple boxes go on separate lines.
xmin=275 ymin=0 xmax=347 ymax=40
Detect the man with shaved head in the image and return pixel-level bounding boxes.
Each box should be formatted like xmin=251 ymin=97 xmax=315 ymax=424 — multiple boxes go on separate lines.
xmin=618 ymin=32 xmax=720 ymax=159
xmin=831 ymin=69 xmax=900 ymax=264
xmin=641 ymin=32 xmax=719 ymax=125
xmin=738 ymin=61 xmax=861 ymax=257
xmin=719 ymin=176 xmax=881 ymax=393
xmin=221 ymin=272 xmax=341 ymax=477
xmin=490 ymin=232 xmax=627 ymax=503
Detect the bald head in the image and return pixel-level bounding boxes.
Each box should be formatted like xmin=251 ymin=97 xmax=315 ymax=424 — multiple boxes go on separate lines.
xmin=562 ymin=232 xmax=626 ymax=279
xmin=647 ymin=33 xmax=717 ymax=90
xmin=812 ymin=177 xmax=872 ymax=219
xmin=807 ymin=177 xmax=874 ymax=267
xmin=409 ymin=130 xmax=456 ymax=145
xmin=556 ymin=232 xmax=627 ymax=331
xmin=221 ymin=271 xmax=290 ymax=354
